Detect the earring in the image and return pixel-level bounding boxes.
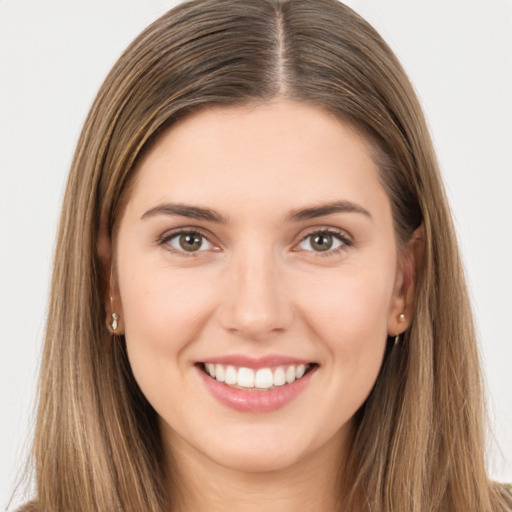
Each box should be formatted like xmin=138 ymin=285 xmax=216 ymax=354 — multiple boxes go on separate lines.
xmin=109 ymin=276 xmax=118 ymax=332
xmin=111 ymin=312 xmax=119 ymax=332
xmin=394 ymin=333 xmax=400 ymax=345
xmin=398 ymin=313 xmax=405 ymax=322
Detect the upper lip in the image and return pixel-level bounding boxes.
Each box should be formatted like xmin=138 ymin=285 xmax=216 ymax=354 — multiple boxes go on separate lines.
xmin=200 ymin=354 xmax=315 ymax=369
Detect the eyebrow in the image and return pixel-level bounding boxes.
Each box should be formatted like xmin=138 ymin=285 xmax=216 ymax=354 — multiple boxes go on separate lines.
xmin=286 ymin=200 xmax=372 ymax=222
xmin=141 ymin=200 xmax=372 ymax=224
xmin=141 ymin=203 xmax=228 ymax=223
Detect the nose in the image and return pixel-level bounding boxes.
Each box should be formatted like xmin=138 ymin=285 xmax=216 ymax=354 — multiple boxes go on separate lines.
xmin=217 ymin=248 xmax=294 ymax=341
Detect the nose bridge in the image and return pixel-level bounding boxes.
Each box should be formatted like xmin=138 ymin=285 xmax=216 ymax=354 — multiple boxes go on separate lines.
xmin=219 ymin=241 xmax=292 ymax=339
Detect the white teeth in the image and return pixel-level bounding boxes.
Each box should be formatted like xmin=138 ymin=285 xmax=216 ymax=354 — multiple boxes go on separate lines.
xmin=273 ymin=366 xmax=286 ymax=386
xmin=285 ymin=365 xmax=296 ymax=384
xmin=205 ymin=363 xmax=312 ymax=389
xmin=205 ymin=363 xmax=216 ymax=377
xmin=255 ymin=368 xmax=273 ymax=389
xmin=225 ymin=365 xmax=237 ymax=385
xmin=215 ymin=364 xmax=225 ymax=382
xmin=237 ymin=367 xmax=255 ymax=387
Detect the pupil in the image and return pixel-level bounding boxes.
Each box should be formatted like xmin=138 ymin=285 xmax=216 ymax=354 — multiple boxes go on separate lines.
xmin=180 ymin=233 xmax=201 ymax=251
xmin=312 ymin=234 xmax=332 ymax=251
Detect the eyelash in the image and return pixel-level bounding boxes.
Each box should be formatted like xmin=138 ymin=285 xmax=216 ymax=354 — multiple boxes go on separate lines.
xmin=157 ymin=228 xmax=214 ymax=256
xmin=157 ymin=227 xmax=353 ymax=257
xmin=298 ymin=228 xmax=353 ymax=257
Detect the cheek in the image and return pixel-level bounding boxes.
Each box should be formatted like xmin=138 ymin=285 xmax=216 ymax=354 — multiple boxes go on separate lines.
xmin=295 ymin=265 xmax=393 ymax=395
xmin=117 ymin=255 xmax=217 ymax=377
xmin=298 ymin=263 xmax=394 ymax=339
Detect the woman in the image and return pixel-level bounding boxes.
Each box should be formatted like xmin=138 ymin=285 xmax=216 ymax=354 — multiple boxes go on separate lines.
xmin=16 ymin=0 xmax=512 ymax=510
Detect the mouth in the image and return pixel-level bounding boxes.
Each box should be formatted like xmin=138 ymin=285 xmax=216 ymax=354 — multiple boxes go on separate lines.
xmin=198 ymin=362 xmax=318 ymax=391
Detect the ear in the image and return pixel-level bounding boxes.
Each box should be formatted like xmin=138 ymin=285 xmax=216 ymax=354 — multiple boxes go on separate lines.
xmin=97 ymin=216 xmax=125 ymax=335
xmin=387 ymin=224 xmax=424 ymax=336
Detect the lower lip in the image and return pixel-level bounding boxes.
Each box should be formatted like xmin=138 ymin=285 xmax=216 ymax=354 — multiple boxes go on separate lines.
xmin=197 ymin=365 xmax=316 ymax=413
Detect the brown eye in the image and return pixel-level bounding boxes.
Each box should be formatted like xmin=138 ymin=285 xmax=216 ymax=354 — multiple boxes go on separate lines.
xmin=298 ymin=230 xmax=348 ymax=254
xmin=179 ymin=233 xmax=203 ymax=252
xmin=165 ymin=231 xmax=213 ymax=253
xmin=310 ymin=233 xmax=333 ymax=252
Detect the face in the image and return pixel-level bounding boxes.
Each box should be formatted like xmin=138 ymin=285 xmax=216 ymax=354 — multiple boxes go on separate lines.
xmin=112 ymin=99 xmax=410 ymax=474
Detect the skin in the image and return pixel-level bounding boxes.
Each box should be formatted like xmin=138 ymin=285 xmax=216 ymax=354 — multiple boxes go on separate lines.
xmin=108 ymin=99 xmax=414 ymax=511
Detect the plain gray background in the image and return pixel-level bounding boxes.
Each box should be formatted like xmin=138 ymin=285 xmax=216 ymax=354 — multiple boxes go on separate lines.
xmin=1 ymin=0 xmax=511 ymax=508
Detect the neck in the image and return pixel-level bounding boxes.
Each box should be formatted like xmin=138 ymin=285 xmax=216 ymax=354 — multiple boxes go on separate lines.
xmin=164 ymin=430 xmax=348 ymax=512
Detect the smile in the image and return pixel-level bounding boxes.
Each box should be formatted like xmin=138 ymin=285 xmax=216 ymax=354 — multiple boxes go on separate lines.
xmin=202 ymin=362 xmax=312 ymax=390
xmin=197 ymin=360 xmax=318 ymax=413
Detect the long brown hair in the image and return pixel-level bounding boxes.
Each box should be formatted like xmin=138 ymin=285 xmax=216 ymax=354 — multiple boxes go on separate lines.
xmin=22 ymin=0 xmax=511 ymax=510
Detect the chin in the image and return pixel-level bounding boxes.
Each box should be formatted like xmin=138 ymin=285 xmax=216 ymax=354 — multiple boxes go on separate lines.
xmin=198 ymin=420 xmax=334 ymax=475
xmin=207 ymin=442 xmax=308 ymax=474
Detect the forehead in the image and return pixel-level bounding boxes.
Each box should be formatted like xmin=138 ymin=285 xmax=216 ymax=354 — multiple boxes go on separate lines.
xmin=126 ymin=99 xmax=387 ymax=220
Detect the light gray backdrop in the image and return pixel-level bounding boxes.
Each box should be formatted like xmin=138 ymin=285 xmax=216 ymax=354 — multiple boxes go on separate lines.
xmin=1 ymin=0 xmax=511 ymax=508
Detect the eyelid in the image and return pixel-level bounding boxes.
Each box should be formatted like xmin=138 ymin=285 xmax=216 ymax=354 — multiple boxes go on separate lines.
xmin=293 ymin=226 xmax=353 ymax=254
xmin=157 ymin=227 xmax=221 ymax=255
xmin=155 ymin=225 xmax=353 ymax=256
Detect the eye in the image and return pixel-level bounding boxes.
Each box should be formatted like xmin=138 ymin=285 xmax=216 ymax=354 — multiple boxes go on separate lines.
xmin=297 ymin=229 xmax=351 ymax=253
xmin=163 ymin=230 xmax=214 ymax=253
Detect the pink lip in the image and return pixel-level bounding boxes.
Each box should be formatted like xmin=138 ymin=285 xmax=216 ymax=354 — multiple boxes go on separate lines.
xmin=196 ymin=363 xmax=317 ymax=413
xmin=201 ymin=354 xmax=312 ymax=369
